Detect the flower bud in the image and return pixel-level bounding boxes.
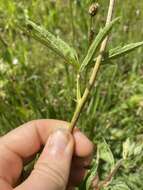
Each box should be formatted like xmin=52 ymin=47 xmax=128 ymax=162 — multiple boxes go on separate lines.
xmin=89 ymin=3 xmax=99 ymax=17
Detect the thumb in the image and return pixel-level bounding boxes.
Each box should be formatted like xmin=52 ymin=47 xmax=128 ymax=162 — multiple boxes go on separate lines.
xmin=17 ymin=129 xmax=74 ymax=190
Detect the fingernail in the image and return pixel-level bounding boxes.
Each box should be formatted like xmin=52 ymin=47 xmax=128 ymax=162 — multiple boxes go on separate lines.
xmin=48 ymin=130 xmax=69 ymax=155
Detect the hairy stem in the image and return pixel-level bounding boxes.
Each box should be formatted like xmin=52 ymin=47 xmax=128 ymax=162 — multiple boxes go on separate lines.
xmin=69 ymin=0 xmax=115 ymax=131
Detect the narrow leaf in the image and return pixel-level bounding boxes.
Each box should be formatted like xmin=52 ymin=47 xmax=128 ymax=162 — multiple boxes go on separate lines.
xmin=87 ymin=42 xmax=143 ymax=69
xmin=20 ymin=19 xmax=79 ymax=67
xmin=108 ymin=41 xmax=143 ymax=60
xmin=80 ymin=17 xmax=119 ymax=72
xmin=86 ymin=149 xmax=100 ymax=190
xmin=86 ymin=159 xmax=99 ymax=190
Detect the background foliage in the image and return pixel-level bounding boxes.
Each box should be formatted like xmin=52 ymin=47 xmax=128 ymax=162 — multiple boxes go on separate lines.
xmin=0 ymin=0 xmax=143 ymax=189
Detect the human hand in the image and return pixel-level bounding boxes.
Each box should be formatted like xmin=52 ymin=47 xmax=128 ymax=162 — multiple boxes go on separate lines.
xmin=0 ymin=120 xmax=93 ymax=190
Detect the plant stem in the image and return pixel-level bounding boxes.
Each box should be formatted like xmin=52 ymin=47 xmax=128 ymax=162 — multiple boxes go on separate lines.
xmin=98 ymin=159 xmax=123 ymax=189
xmin=69 ymin=0 xmax=115 ymax=131
xmin=89 ymin=16 xmax=94 ymax=47
xmin=69 ymin=0 xmax=75 ymax=45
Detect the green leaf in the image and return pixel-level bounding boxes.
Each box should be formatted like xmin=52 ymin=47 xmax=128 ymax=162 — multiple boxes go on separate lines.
xmin=123 ymin=137 xmax=143 ymax=160
xmin=107 ymin=182 xmax=131 ymax=190
xmin=86 ymin=155 xmax=99 ymax=190
xmin=122 ymin=138 xmax=131 ymax=159
xmin=80 ymin=17 xmax=119 ymax=72
xmin=20 ymin=19 xmax=79 ymax=68
xmin=79 ymin=161 xmax=97 ymax=190
xmin=89 ymin=41 xmax=143 ymax=67
xmin=98 ymin=138 xmax=115 ymax=168
xmin=108 ymin=41 xmax=143 ymax=60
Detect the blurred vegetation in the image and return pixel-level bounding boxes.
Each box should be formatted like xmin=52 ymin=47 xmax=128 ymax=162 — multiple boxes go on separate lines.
xmin=0 ymin=0 xmax=143 ymax=189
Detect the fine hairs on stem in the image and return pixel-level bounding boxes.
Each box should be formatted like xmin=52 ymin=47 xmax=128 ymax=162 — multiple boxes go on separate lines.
xmin=68 ymin=0 xmax=116 ymax=132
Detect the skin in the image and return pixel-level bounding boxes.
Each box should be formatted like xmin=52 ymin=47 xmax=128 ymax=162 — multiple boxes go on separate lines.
xmin=0 ymin=119 xmax=93 ymax=190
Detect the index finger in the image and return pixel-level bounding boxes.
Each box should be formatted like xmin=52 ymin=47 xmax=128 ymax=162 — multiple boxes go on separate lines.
xmin=0 ymin=120 xmax=68 ymax=159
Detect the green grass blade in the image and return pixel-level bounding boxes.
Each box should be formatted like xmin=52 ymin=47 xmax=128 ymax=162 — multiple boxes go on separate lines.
xmin=20 ymin=19 xmax=79 ymax=68
xmin=108 ymin=41 xmax=143 ymax=60
xmin=80 ymin=17 xmax=119 ymax=72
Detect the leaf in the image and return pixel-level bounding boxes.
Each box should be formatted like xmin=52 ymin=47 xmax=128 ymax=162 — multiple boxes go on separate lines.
xmin=80 ymin=17 xmax=119 ymax=72
xmin=98 ymin=138 xmax=115 ymax=168
xmin=108 ymin=41 xmax=143 ymax=60
xmin=86 ymin=155 xmax=100 ymax=190
xmin=122 ymin=138 xmax=130 ymax=159
xmin=126 ymin=95 xmax=143 ymax=109
xmin=134 ymin=143 xmax=143 ymax=156
xmin=20 ymin=19 xmax=79 ymax=68
xmin=108 ymin=182 xmax=131 ymax=190
xmin=123 ymin=137 xmax=143 ymax=160
xmin=89 ymin=41 xmax=143 ymax=67
xmin=78 ymin=159 xmax=99 ymax=190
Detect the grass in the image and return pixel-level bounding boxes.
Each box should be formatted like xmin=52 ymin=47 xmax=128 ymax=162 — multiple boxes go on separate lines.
xmin=0 ymin=0 xmax=143 ymax=189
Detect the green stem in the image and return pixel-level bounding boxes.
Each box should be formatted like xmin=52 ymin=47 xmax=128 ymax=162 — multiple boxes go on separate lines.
xmin=76 ymin=74 xmax=81 ymax=102
xmin=69 ymin=0 xmax=115 ymax=131
xmin=88 ymin=16 xmax=94 ymax=47
xmin=98 ymin=159 xmax=123 ymax=188
xmin=69 ymin=0 xmax=75 ymax=45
